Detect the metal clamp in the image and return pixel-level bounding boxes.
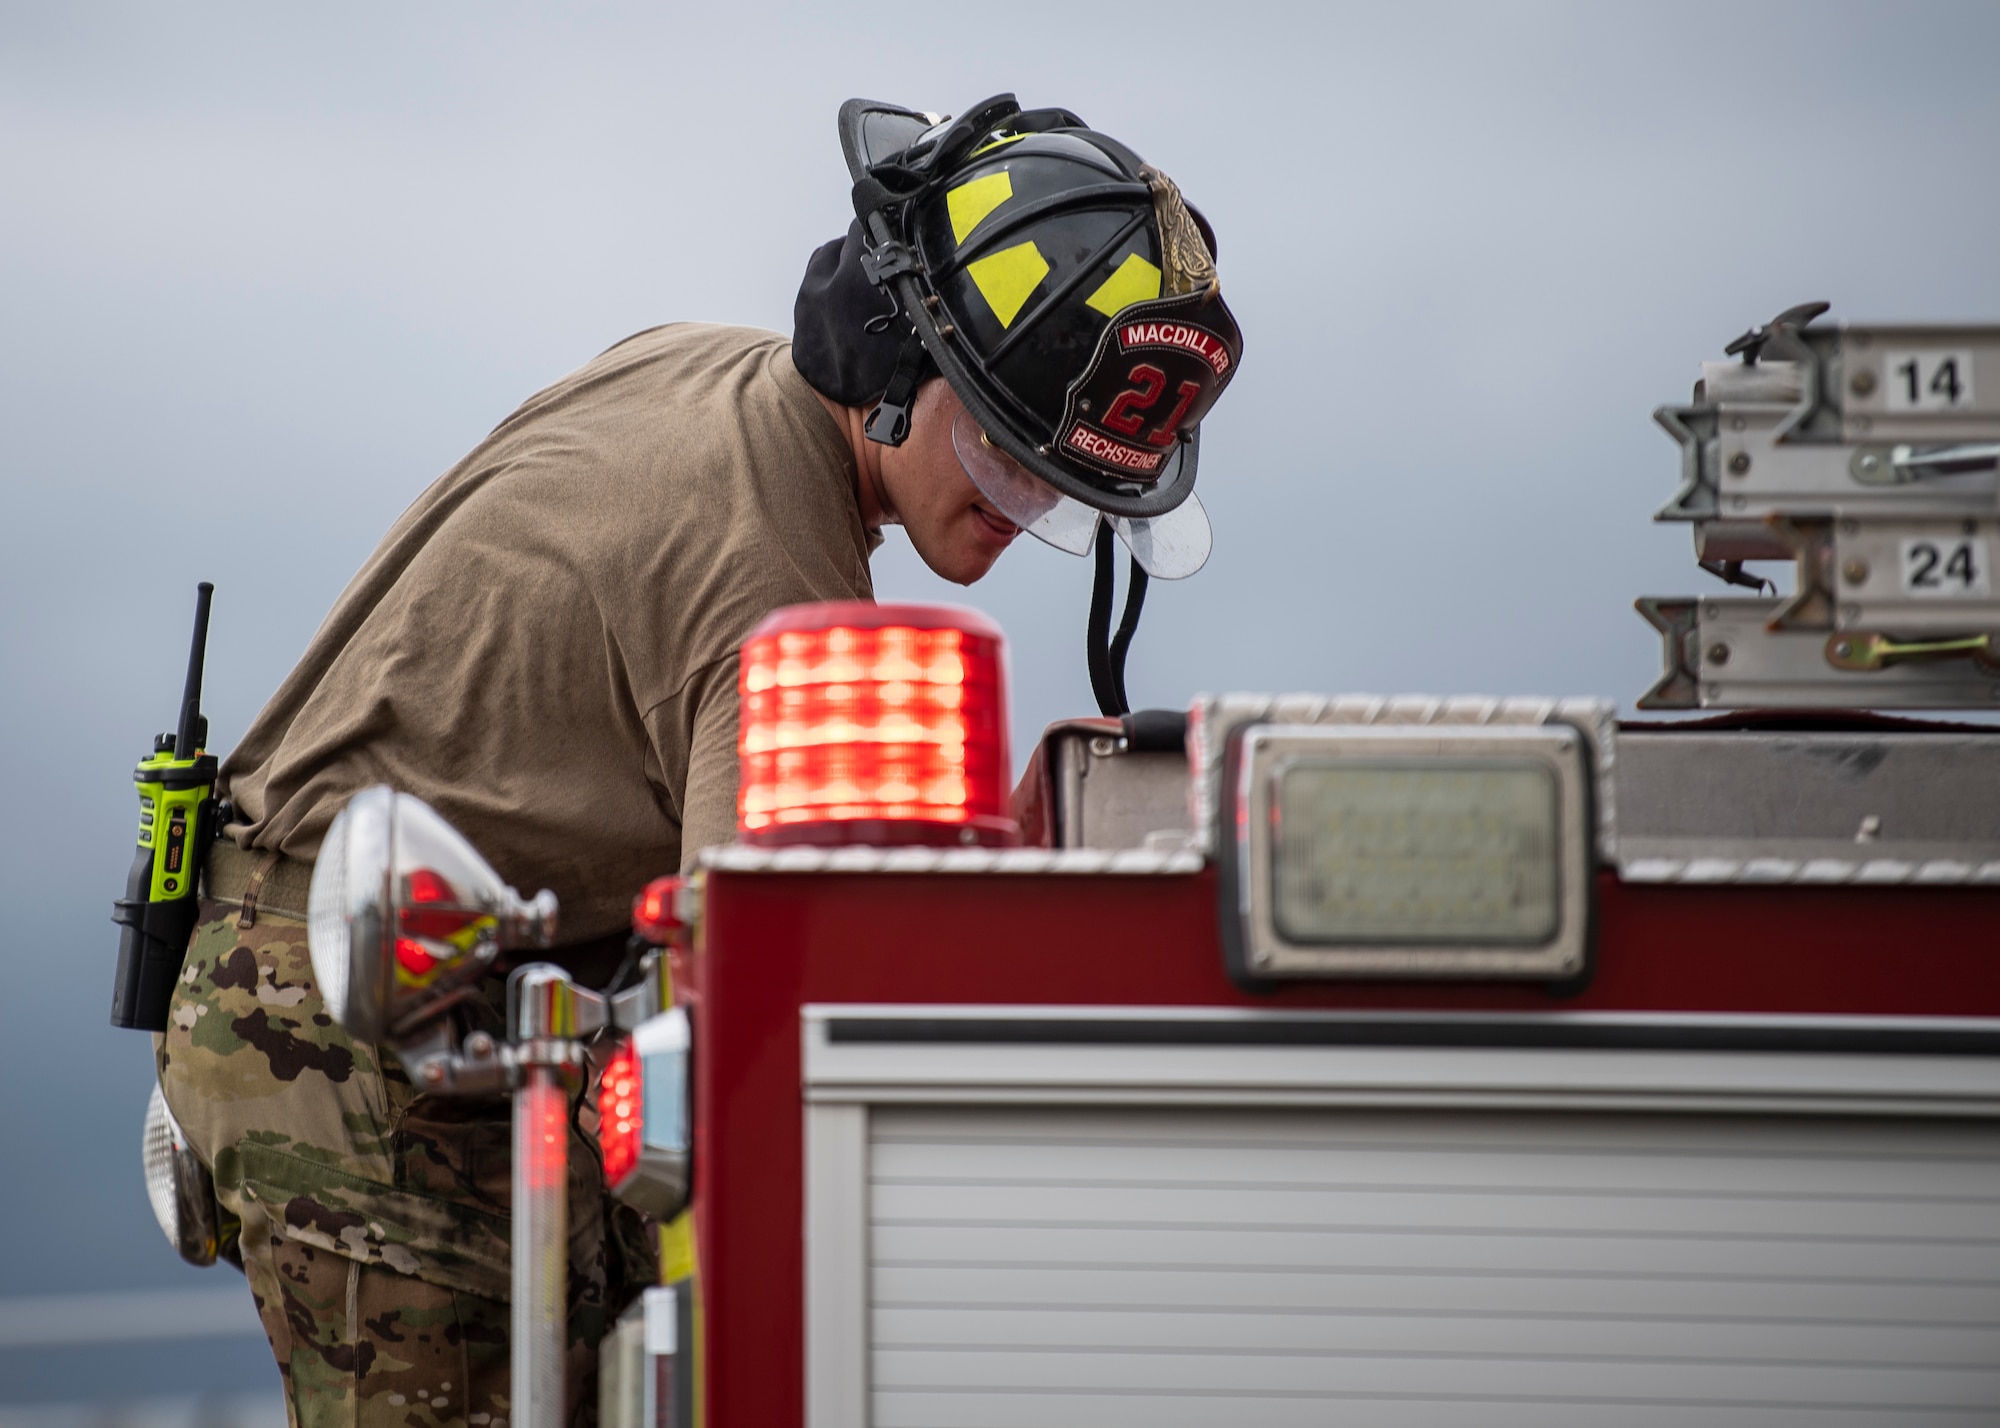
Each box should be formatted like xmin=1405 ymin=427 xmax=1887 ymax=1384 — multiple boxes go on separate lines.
xmin=859 ymin=239 xmax=920 ymax=287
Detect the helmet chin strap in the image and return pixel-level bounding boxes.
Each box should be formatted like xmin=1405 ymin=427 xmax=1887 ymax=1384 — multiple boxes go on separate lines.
xmin=1086 ymin=520 xmax=1149 ymax=717
xmin=864 ymin=330 xmax=932 ymax=447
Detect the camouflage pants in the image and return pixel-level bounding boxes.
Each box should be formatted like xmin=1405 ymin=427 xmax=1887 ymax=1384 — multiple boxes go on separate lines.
xmin=157 ymin=853 xmax=651 ymax=1428
xmin=242 ymin=1226 xmax=511 ymax=1427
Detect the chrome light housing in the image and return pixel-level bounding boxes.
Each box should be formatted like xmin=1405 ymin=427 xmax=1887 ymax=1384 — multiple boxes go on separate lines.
xmin=142 ymin=1082 xmax=219 ymax=1266
xmin=308 ymin=786 xmax=558 ymax=1043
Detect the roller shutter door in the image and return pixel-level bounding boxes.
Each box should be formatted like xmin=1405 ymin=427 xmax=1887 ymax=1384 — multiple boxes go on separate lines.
xmin=867 ymin=1106 xmax=2000 ymax=1427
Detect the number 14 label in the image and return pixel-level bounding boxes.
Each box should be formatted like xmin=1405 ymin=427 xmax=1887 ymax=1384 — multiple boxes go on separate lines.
xmin=1884 ymin=350 xmax=1976 ymax=411
xmin=1900 ymin=537 xmax=1990 ymax=597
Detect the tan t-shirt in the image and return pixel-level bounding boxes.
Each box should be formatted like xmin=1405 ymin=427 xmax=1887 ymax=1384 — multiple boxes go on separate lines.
xmin=221 ymin=324 xmax=875 ymax=941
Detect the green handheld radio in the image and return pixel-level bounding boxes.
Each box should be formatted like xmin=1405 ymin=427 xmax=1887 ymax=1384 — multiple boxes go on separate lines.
xmin=111 ymin=582 xmax=219 ymax=1032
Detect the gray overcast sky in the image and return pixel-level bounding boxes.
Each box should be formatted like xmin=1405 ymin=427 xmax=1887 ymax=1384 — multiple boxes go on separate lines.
xmin=4 ymin=0 xmax=1998 ymax=1402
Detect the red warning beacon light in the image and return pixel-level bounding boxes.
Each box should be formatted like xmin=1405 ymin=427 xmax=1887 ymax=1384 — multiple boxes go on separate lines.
xmin=598 ymin=1037 xmax=644 ymax=1189
xmin=737 ymin=602 xmax=1016 ymax=847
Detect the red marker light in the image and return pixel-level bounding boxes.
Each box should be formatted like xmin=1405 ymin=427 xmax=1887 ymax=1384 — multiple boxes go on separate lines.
xmin=737 ymin=602 xmax=1016 ymax=846
xmin=601 ymin=1010 xmax=692 ymax=1221
xmin=599 ymin=1037 xmax=642 ymax=1188
xmin=631 ymin=875 xmax=687 ymax=946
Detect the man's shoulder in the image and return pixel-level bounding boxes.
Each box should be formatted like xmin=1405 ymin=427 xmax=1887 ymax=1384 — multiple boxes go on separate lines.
xmin=493 ymin=322 xmax=815 ymax=443
xmin=469 ymin=321 xmax=851 ymax=539
xmin=591 ymin=321 xmax=786 ymax=365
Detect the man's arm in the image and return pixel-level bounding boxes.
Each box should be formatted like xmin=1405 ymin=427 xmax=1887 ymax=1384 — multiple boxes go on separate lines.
xmin=646 ymin=654 xmax=742 ymax=871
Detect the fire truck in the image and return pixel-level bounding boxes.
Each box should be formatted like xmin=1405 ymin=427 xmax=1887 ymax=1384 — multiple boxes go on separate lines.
xmin=147 ymin=305 xmax=2000 ymax=1424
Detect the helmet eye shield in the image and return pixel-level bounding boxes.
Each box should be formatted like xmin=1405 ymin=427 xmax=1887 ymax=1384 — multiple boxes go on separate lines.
xmin=952 ymin=408 xmax=1209 ymax=579
xmin=952 ymin=407 xmax=1099 ymax=555
xmin=1111 ymin=499 xmax=1211 ymax=582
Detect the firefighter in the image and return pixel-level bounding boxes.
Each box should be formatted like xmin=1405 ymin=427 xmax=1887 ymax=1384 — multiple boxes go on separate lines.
xmin=155 ymin=94 xmax=1241 ymax=1426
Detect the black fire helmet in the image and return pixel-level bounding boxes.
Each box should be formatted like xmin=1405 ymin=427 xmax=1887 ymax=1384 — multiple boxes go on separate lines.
xmin=828 ymin=94 xmax=1243 ymax=524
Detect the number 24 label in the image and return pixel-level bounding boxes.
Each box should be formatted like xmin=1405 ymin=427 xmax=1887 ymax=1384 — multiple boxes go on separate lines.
xmin=1884 ymin=350 xmax=1976 ymax=411
xmin=1900 ymin=537 xmax=1990 ymax=597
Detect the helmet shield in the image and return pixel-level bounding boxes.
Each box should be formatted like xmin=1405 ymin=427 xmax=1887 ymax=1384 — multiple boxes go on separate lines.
xmin=953 ymin=406 xmax=1211 ymax=579
xmin=951 ymin=408 xmax=1099 ymax=555
xmin=1112 ymin=494 xmax=1212 ymax=580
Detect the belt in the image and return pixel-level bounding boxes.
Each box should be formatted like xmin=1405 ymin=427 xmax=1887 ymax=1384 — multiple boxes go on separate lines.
xmin=203 ymin=839 xmax=313 ymax=925
xmin=203 ymin=837 xmax=630 ymax=986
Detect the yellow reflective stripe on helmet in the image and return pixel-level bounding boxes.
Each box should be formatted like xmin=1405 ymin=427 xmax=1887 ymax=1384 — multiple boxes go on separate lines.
xmin=947 ymin=171 xmax=1014 ymax=245
xmin=965 ymin=240 xmax=1051 ymax=328
xmin=1084 ymin=252 xmax=1164 ymax=318
xmin=970 ymin=131 xmax=1029 ymax=159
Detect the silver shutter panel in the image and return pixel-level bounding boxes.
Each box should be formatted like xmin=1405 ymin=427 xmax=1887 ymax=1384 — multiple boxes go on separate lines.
xmin=868 ymin=1107 xmax=2000 ymax=1427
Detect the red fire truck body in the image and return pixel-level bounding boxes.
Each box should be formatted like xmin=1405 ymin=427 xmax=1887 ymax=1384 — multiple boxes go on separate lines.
xmin=671 ymin=717 xmax=2000 ymax=1426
